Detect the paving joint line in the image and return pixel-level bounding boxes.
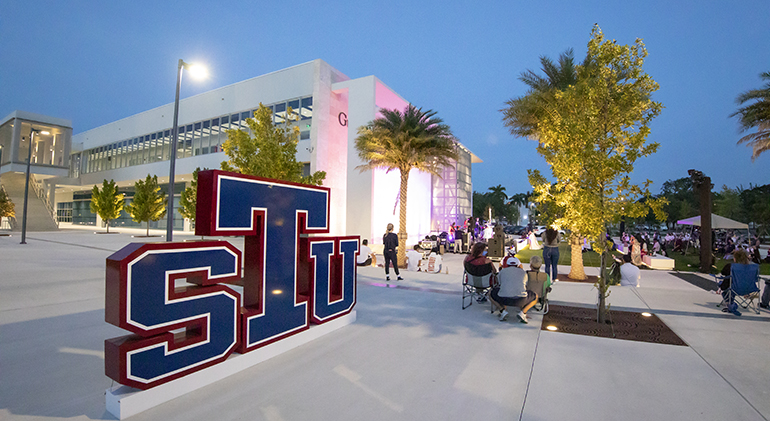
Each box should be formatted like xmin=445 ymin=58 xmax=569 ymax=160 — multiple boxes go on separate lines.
xmin=518 ymin=323 xmax=543 ymax=421
xmin=26 ymin=237 xmax=117 ymax=252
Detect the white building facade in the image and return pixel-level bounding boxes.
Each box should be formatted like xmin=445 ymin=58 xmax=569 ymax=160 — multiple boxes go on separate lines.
xmin=52 ymin=59 xmax=480 ymax=244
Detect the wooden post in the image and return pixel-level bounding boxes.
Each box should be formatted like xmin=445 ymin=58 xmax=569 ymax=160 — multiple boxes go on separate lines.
xmin=689 ymin=170 xmax=713 ymax=273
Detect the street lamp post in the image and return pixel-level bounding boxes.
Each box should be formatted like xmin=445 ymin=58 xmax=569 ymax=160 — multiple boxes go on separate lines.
xmin=166 ymin=59 xmax=206 ymax=242
xmin=20 ymin=128 xmax=36 ymax=244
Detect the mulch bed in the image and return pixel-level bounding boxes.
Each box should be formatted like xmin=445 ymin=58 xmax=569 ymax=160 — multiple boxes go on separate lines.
xmin=555 ymin=274 xmax=598 ymax=283
xmin=541 ymin=305 xmax=687 ymax=346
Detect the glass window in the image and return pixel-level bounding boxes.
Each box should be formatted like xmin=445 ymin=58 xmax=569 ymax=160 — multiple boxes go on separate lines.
xmin=288 ymin=99 xmax=300 ymax=123
xmin=210 ymin=118 xmax=220 ymax=153
xmin=162 ymin=130 xmax=171 ymax=161
xmin=184 ymin=124 xmax=193 ymax=158
xmin=274 ymin=103 xmax=286 ymax=124
xmin=301 ymin=97 xmax=313 ymax=120
xmin=192 ymin=122 xmax=202 ymax=156
xmin=300 ymin=131 xmax=310 ymax=140
xmin=200 ymin=120 xmax=211 ymax=155
xmin=149 ymin=133 xmax=157 ymax=163
xmin=0 ymin=120 xmax=12 ymax=165
xmin=176 ymin=126 xmax=185 ymax=159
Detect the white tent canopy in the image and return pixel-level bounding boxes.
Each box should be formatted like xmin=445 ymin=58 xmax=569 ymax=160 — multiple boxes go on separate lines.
xmin=676 ymin=214 xmax=749 ymax=230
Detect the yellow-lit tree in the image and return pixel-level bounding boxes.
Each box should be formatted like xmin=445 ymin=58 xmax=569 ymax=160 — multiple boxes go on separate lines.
xmin=90 ymin=179 xmax=125 ymax=233
xmin=508 ymin=25 xmax=666 ymax=322
xmin=221 ymin=104 xmax=325 ymax=186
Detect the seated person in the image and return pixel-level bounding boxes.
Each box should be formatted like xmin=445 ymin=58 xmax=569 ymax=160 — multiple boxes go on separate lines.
xmin=357 ymin=239 xmax=376 ymax=267
xmin=619 ymin=254 xmax=641 ymax=287
xmin=406 ymin=245 xmax=423 ymax=272
xmin=488 ymin=257 xmax=538 ymax=323
xmin=672 ymin=237 xmax=683 ymax=253
xmin=499 ymin=248 xmax=520 ymax=270
xmin=525 ymin=255 xmax=551 ymax=301
xmin=719 ymin=249 xmax=751 ymax=315
xmin=426 ymin=247 xmax=443 ymax=274
xmin=652 ymin=239 xmax=661 ymax=255
xmin=464 ymin=242 xmax=498 ymax=277
xmin=464 ymin=242 xmax=498 ymax=302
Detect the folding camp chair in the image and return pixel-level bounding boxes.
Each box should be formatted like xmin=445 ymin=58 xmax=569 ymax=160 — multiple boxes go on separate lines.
xmin=462 ymin=271 xmax=495 ymax=310
xmin=526 ymin=271 xmax=551 ymax=314
xmin=715 ymin=263 xmax=761 ymax=314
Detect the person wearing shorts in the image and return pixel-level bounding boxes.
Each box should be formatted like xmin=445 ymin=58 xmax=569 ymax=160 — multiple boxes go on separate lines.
xmin=489 ymin=256 xmax=538 ymax=323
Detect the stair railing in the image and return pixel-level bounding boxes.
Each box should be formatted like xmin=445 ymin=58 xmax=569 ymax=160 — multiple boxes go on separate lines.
xmin=28 ymin=175 xmax=59 ymax=228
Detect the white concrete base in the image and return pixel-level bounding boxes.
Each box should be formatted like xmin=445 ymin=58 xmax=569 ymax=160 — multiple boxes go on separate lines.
xmin=643 ymin=255 xmax=675 ymax=270
xmin=106 ymin=311 xmax=356 ymax=419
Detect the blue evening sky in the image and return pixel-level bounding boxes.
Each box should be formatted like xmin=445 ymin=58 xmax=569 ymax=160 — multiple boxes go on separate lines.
xmin=2 ymin=1 xmax=768 ymax=196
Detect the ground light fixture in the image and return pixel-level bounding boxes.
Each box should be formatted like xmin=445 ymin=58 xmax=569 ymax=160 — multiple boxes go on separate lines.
xmin=167 ymin=59 xmax=207 ymax=242
xmin=546 ymin=325 xmax=558 ymax=331
xmin=641 ymin=312 xmax=652 ymax=317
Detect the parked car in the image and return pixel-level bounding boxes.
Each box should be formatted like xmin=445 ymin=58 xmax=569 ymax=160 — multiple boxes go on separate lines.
xmin=533 ymin=225 xmax=547 ymax=235
xmin=504 ymin=225 xmax=523 ymax=235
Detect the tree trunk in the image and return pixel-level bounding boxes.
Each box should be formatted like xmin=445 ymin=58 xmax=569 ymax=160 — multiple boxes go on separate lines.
xmin=397 ymin=169 xmax=409 ymax=267
xmin=147 ymin=222 xmax=150 ymax=237
xmin=106 ymin=220 xmax=110 ymax=233
xmin=568 ymin=235 xmax=586 ymax=280
xmin=597 ymin=249 xmax=608 ymax=324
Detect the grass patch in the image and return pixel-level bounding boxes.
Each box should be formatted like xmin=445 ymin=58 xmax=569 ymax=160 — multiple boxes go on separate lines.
xmin=515 ymin=243 xmax=611 ymax=268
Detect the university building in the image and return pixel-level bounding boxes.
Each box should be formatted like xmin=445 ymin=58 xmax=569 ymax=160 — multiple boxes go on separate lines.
xmin=0 ymin=59 xmax=480 ymax=244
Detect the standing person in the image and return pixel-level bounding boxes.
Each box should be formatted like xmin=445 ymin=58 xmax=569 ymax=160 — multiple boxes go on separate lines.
xmin=542 ymin=228 xmax=560 ymax=283
xmin=630 ymin=235 xmax=643 ymax=266
xmin=383 ymin=223 xmax=403 ymax=281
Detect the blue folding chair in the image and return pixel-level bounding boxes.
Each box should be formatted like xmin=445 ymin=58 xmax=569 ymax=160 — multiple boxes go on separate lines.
xmin=724 ymin=263 xmax=761 ymax=315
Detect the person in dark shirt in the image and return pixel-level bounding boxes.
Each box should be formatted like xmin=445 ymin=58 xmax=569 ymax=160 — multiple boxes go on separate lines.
xmin=382 ymin=223 xmax=403 ymax=281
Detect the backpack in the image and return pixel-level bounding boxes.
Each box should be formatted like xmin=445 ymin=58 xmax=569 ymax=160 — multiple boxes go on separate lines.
xmin=607 ymin=261 xmax=622 ymax=285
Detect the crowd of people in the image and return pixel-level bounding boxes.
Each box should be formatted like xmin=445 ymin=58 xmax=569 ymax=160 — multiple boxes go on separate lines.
xmin=359 ymin=221 xmax=768 ymax=321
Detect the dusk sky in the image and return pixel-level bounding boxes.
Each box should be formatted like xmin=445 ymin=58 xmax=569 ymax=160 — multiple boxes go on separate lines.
xmin=2 ymin=1 xmax=768 ymax=197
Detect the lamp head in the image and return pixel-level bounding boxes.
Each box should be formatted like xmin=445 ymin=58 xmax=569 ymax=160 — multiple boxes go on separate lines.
xmin=186 ymin=63 xmax=208 ymax=80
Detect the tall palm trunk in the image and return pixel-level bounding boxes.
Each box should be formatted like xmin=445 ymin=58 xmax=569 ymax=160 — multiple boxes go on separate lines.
xmin=398 ymin=169 xmax=409 ymax=267
xmin=568 ymin=235 xmax=586 ymax=280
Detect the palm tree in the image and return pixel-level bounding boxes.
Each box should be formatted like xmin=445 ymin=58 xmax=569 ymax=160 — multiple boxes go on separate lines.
xmin=731 ymin=71 xmax=770 ymax=161
xmin=501 ymin=49 xmax=589 ymax=280
xmin=355 ymin=104 xmax=457 ymax=266
xmin=487 ymin=184 xmax=508 ymax=221
xmin=502 ymin=49 xmax=580 ymax=139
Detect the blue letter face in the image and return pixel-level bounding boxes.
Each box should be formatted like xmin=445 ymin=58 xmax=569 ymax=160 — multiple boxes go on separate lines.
xmin=105 ymin=241 xmax=242 ymax=390
xmin=304 ymin=237 xmax=358 ymax=323
xmin=196 ymin=170 xmax=356 ymax=352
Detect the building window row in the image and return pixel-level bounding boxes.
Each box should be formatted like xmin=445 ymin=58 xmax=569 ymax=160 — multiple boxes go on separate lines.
xmin=73 ymin=96 xmax=313 ymax=176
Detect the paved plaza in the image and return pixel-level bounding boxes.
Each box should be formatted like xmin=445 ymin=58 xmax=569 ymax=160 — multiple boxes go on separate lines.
xmin=1 ymin=227 xmax=769 ymax=420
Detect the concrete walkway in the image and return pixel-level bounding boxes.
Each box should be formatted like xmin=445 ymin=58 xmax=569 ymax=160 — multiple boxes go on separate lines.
xmin=1 ymin=229 xmax=768 ymax=420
